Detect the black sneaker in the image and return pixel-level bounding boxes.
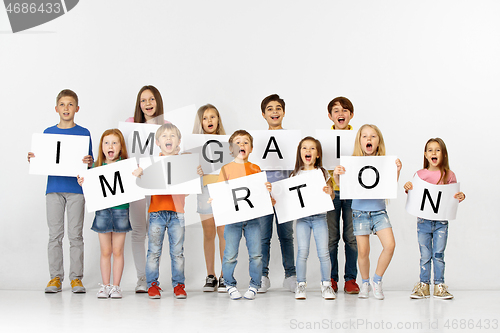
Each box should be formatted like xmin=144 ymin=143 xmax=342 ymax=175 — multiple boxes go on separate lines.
xmin=203 ymin=275 xmax=217 ymax=292
xmin=218 ymin=277 xmax=227 ymax=293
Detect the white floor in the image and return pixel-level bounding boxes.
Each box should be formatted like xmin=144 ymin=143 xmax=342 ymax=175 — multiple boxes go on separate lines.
xmin=1 ymin=287 xmax=498 ymax=333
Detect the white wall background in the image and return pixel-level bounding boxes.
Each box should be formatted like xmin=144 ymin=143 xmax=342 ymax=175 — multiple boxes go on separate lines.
xmin=1 ymin=0 xmax=499 ymax=291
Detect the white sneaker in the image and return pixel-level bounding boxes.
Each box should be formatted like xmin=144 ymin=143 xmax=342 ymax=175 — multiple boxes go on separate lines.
xmin=295 ymin=282 xmax=306 ymax=300
xmin=109 ymin=285 xmax=123 ymax=299
xmin=257 ymin=276 xmax=270 ymax=293
xmin=321 ymin=281 xmax=336 ymax=300
xmin=370 ymin=279 xmax=384 ymax=300
xmin=135 ymin=276 xmax=147 ymax=293
xmin=97 ymin=284 xmax=111 ymax=299
xmin=243 ymin=286 xmax=258 ymax=300
xmin=226 ymin=286 xmax=242 ymax=300
xmin=283 ymin=275 xmax=297 ymax=293
xmin=358 ymin=281 xmax=370 ymax=299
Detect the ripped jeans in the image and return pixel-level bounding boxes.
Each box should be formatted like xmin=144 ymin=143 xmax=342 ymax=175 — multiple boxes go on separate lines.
xmin=417 ymin=218 xmax=448 ymax=284
xmin=146 ymin=211 xmax=185 ymax=288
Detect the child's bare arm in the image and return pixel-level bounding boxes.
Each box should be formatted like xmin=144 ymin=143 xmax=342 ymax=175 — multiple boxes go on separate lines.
xmin=333 ymin=165 xmax=345 ymax=185
xmin=454 ymin=191 xmax=466 ymax=203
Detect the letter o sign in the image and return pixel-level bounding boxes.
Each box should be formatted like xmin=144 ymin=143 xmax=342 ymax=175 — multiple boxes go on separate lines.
xmin=358 ymin=165 xmax=380 ymax=189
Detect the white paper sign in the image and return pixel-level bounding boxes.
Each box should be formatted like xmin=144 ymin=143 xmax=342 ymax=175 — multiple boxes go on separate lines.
xmin=163 ymin=104 xmax=197 ymax=139
xmin=118 ymin=122 xmax=162 ymax=160
xmin=208 ymin=172 xmax=274 ymax=226
xmin=340 ymin=156 xmax=398 ymax=199
xmin=271 ymin=169 xmax=334 ymax=224
xmin=315 ymin=130 xmax=356 ymax=169
xmin=81 ymin=159 xmax=145 ymax=212
xmin=29 ymin=133 xmax=90 ymax=177
xmin=182 ymin=134 xmax=231 ymax=175
xmin=137 ymin=154 xmax=201 ymax=195
xmin=405 ymin=174 xmax=460 ymax=220
xmin=249 ymin=130 xmax=301 ymax=170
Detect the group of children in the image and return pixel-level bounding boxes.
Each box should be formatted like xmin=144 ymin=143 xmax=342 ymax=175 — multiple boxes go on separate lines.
xmin=27 ymin=88 xmax=465 ymax=301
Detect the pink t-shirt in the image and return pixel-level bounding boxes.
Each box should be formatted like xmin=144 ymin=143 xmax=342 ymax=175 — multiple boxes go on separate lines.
xmin=125 ymin=117 xmax=169 ymax=124
xmin=416 ymin=169 xmax=457 ymax=185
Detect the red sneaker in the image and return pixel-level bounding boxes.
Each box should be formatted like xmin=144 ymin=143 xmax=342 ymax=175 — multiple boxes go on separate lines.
xmin=148 ymin=282 xmax=162 ymax=299
xmin=344 ymin=279 xmax=360 ymax=294
xmin=330 ymin=278 xmax=338 ymax=293
xmin=174 ymin=283 xmax=187 ymax=299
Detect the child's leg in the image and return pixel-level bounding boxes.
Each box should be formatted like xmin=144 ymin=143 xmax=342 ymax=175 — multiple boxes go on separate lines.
xmin=340 ymin=198 xmax=358 ymax=282
xmin=146 ymin=212 xmax=167 ymax=287
xmin=222 ymin=222 xmax=244 ymax=287
xmin=111 ymin=232 xmax=127 ymax=286
xmin=201 ymin=214 xmax=217 ymax=276
xmin=166 ymin=212 xmax=186 ymax=288
xmin=259 ymin=213 xmax=274 ymax=278
xmin=65 ymin=193 xmax=85 ymax=281
xmin=46 ymin=193 xmax=66 ymax=280
xmin=374 ymin=228 xmax=396 ymax=277
xmin=327 ymin=192 xmax=341 ymax=281
xmin=311 ymin=215 xmax=331 ymax=282
xmin=431 ymin=221 xmax=449 ymax=285
xmin=98 ymin=233 xmax=112 ymax=285
xmin=216 ymin=225 xmax=225 ymax=276
xmin=356 ymin=235 xmax=370 ymax=280
xmin=296 ymin=218 xmax=312 ymax=283
xmin=129 ymin=198 xmax=148 ymax=279
xmin=244 ymin=219 xmax=263 ymax=289
xmin=276 ymin=220 xmax=296 ymax=278
xmin=417 ymin=218 xmax=432 ymax=284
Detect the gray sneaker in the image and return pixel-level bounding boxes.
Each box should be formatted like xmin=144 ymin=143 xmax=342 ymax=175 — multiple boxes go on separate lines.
xmin=358 ymin=281 xmax=370 ymax=299
xmin=45 ymin=277 xmax=62 ymax=293
xmin=97 ymin=284 xmax=111 ymax=299
xmin=135 ymin=276 xmax=148 ymax=293
xmin=257 ymin=276 xmax=270 ymax=293
xmin=109 ymin=285 xmax=123 ymax=299
xmin=283 ymin=275 xmax=297 ymax=293
xmin=370 ymin=279 xmax=384 ymax=300
xmin=71 ymin=279 xmax=86 ymax=293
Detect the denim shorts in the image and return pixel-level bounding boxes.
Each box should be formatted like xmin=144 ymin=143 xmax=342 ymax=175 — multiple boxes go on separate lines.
xmin=91 ymin=208 xmax=132 ymax=233
xmin=197 ymin=183 xmax=213 ymax=215
xmin=352 ymin=209 xmax=391 ymax=236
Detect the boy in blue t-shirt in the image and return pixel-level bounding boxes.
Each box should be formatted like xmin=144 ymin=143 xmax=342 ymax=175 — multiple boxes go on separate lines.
xmin=28 ymin=89 xmax=93 ymax=293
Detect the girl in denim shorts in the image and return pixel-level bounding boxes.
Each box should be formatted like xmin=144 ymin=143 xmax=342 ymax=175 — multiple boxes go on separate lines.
xmin=290 ymin=137 xmax=335 ymax=300
xmin=192 ymin=104 xmax=228 ymax=292
xmin=334 ymin=124 xmax=402 ymax=300
xmin=78 ymin=129 xmax=135 ymax=299
xmin=404 ymin=138 xmax=465 ymax=300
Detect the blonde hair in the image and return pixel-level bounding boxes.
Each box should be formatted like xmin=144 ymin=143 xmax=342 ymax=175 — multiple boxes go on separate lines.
xmin=155 ymin=123 xmax=182 ymax=141
xmin=353 ymin=124 xmax=386 ymax=156
xmin=95 ymin=129 xmax=128 ymax=167
xmin=192 ymin=104 xmax=226 ymax=135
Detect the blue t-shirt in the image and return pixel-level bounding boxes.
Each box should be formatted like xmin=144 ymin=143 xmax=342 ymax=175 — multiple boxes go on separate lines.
xmin=351 ymin=199 xmax=386 ymax=212
xmin=44 ymin=124 xmax=93 ymax=195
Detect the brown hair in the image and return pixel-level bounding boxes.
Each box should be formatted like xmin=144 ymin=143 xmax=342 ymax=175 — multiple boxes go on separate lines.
xmin=229 ymin=129 xmax=253 ymax=147
xmin=95 ymin=129 xmax=128 ymax=167
xmin=291 ymin=136 xmax=328 ymax=179
xmin=133 ymin=85 xmax=164 ymax=124
xmin=327 ymin=96 xmax=353 ymax=115
xmin=261 ymin=94 xmax=285 ymax=113
xmin=423 ymin=138 xmax=450 ymax=184
xmin=353 ymin=124 xmax=386 ymax=156
xmin=192 ymin=104 xmax=226 ymax=135
xmin=56 ymin=89 xmax=79 ymax=106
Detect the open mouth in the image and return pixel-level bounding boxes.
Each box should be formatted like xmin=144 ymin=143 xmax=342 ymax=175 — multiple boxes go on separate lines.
xmin=239 ymin=149 xmax=246 ymax=155
xmin=305 ymin=154 xmax=312 ymax=162
xmin=165 ymin=143 xmax=173 ymax=149
xmin=208 ymin=124 xmax=214 ymax=129
xmin=145 ymin=107 xmax=154 ymax=112
xmin=271 ymin=115 xmax=280 ymax=120
xmin=431 ymin=157 xmax=438 ymax=163
xmin=107 ymin=151 xmax=115 ymax=159
xmin=337 ymin=117 xmax=345 ymax=124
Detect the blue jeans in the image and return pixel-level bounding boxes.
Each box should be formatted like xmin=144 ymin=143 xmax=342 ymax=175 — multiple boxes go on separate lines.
xmin=146 ymin=211 xmax=185 ymax=288
xmin=326 ymin=191 xmax=358 ymax=282
xmin=296 ymin=213 xmax=331 ymax=283
xmin=223 ymin=218 xmax=262 ymax=289
xmin=417 ymin=218 xmax=448 ymax=284
xmin=260 ymin=211 xmax=296 ymax=278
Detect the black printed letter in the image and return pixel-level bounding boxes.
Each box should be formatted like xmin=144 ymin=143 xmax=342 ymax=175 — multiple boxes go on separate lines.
xmin=56 ymin=141 xmax=61 ymax=164
xmin=132 ymin=131 xmax=155 ymax=155
xmin=202 ymin=140 xmax=223 ymax=163
xmin=99 ymin=171 xmax=124 ymax=197
xmin=420 ymin=189 xmax=442 ymax=214
xmin=231 ymin=187 xmax=254 ymax=211
xmin=263 ymin=136 xmax=283 ymax=159
xmin=289 ymin=184 xmax=307 ymax=208
xmin=358 ymin=166 xmax=380 ymax=189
